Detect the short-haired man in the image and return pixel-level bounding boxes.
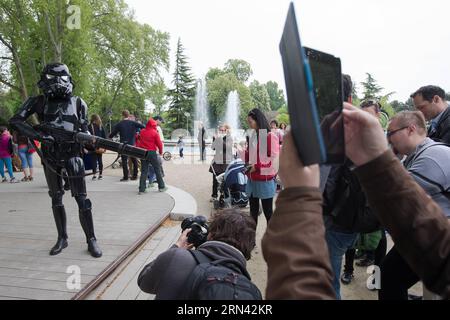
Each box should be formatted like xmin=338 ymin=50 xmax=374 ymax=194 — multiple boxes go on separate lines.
xmin=380 ymin=111 xmax=450 ymax=300
xmin=411 ymin=85 xmax=450 ymax=144
xmin=109 ymin=110 xmax=144 ymax=181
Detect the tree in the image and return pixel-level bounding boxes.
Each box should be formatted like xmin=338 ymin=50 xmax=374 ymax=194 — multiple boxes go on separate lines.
xmin=276 ymin=105 xmax=290 ymax=125
xmin=205 ymin=67 xmax=225 ymax=81
xmin=391 ymin=99 xmax=414 ymax=113
xmin=224 ymin=59 xmax=252 ymax=83
xmin=249 ymin=80 xmax=270 ymax=111
xmin=360 ymin=73 xmax=383 ymax=100
xmin=166 ymin=38 xmax=196 ymax=133
xmin=265 ymin=81 xmax=286 ymax=111
xmin=0 ymin=0 xmax=170 ymax=124
xmin=206 ymin=72 xmax=252 ymax=128
xmin=147 ymin=80 xmax=169 ymax=116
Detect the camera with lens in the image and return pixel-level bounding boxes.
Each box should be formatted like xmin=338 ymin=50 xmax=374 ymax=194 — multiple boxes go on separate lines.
xmin=181 ymin=215 xmax=209 ymax=248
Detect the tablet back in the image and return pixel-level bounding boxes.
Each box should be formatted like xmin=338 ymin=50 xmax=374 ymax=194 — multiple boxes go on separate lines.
xmin=279 ymin=2 xmax=326 ymax=165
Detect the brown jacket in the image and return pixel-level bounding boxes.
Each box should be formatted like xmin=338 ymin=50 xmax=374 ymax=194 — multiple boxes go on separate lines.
xmin=354 ymin=150 xmax=450 ymax=299
xmin=262 ymin=187 xmax=335 ymax=299
xmin=262 ymin=150 xmax=450 ymax=299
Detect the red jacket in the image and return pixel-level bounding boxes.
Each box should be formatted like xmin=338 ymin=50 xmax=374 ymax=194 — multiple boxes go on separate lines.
xmin=245 ymin=131 xmax=280 ymax=181
xmin=136 ymin=119 xmax=163 ymax=154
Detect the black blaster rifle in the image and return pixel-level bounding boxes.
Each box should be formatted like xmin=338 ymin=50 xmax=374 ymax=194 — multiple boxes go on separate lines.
xmin=35 ymin=124 xmax=150 ymax=160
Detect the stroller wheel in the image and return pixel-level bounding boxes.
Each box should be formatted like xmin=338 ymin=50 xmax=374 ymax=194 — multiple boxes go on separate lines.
xmin=163 ymin=152 xmax=172 ymax=161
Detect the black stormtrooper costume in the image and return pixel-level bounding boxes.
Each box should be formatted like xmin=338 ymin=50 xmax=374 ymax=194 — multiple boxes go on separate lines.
xmin=10 ymin=63 xmax=102 ymax=258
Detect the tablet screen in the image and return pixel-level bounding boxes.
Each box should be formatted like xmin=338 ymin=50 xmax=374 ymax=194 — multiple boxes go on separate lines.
xmin=304 ymin=47 xmax=345 ymax=164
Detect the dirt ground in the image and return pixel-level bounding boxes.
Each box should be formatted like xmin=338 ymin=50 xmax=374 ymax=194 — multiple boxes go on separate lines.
xmin=102 ymin=152 xmax=422 ymax=300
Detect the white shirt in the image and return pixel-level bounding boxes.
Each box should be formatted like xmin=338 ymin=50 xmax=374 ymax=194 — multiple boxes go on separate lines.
xmin=157 ymin=126 xmax=164 ymax=142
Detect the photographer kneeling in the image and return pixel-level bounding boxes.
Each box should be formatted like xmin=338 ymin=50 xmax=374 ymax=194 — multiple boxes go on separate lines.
xmin=137 ymin=210 xmax=261 ymax=300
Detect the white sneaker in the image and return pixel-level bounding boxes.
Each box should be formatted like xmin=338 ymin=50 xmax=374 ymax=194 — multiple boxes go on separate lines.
xmin=210 ymin=197 xmax=217 ymax=202
xmin=10 ymin=177 xmax=19 ymax=183
xmin=1 ymin=177 xmax=7 ymax=183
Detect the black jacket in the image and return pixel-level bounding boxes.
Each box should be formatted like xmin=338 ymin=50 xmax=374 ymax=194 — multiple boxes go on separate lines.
xmin=428 ymin=106 xmax=450 ymax=144
xmin=109 ymin=119 xmax=144 ymax=145
xmin=322 ymin=161 xmax=380 ymax=234
xmin=89 ymin=123 xmax=106 ymax=139
xmin=137 ymin=240 xmax=250 ymax=299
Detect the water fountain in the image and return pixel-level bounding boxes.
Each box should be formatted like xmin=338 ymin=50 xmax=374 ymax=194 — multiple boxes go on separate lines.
xmin=194 ymin=78 xmax=210 ymax=130
xmin=224 ymin=90 xmax=240 ymax=132
xmin=224 ymin=90 xmax=245 ymax=141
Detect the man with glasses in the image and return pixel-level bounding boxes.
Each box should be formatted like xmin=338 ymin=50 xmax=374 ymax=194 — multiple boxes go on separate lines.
xmin=380 ymin=110 xmax=450 ymax=300
xmin=411 ymin=85 xmax=450 ymax=144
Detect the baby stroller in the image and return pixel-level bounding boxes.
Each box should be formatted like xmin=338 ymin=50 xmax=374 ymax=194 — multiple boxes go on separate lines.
xmin=212 ymin=159 xmax=249 ymax=210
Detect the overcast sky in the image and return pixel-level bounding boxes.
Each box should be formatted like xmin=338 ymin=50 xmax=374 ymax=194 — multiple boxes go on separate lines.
xmin=125 ymin=0 xmax=450 ymax=102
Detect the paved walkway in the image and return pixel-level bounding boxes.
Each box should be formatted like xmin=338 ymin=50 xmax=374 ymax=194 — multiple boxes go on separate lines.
xmin=0 ymin=151 xmax=423 ymax=300
xmin=0 ymin=165 xmax=174 ymax=300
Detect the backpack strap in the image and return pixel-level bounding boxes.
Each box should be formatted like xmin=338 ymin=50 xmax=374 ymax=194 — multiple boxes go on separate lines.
xmin=405 ymin=142 xmax=449 ymax=168
xmin=189 ymin=250 xmax=212 ymax=265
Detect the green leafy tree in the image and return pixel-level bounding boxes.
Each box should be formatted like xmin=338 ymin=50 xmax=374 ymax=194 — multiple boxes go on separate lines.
xmin=205 ymin=67 xmax=225 ymax=81
xmin=0 ymin=0 xmax=169 ymax=126
xmin=147 ymin=80 xmax=169 ymax=116
xmin=249 ymin=80 xmax=270 ymax=111
xmin=206 ymin=72 xmax=252 ymax=128
xmin=167 ymin=38 xmax=196 ymax=133
xmin=276 ymin=105 xmax=290 ymax=125
xmin=265 ymin=81 xmax=286 ymax=110
xmin=224 ymin=59 xmax=253 ymax=83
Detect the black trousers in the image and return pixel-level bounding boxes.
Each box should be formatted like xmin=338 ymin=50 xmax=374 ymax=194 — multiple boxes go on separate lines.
xmin=91 ymin=153 xmax=103 ymax=175
xmin=121 ymin=155 xmax=138 ymax=179
xmin=139 ymin=152 xmax=165 ymax=191
xmin=249 ymin=196 xmax=273 ymax=226
xmin=212 ymin=174 xmax=219 ymax=198
xmin=379 ymin=245 xmax=420 ymax=300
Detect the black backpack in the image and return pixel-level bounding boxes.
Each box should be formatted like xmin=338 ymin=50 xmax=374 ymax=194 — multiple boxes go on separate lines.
xmin=7 ymin=137 xmax=14 ymax=155
xmin=181 ymin=250 xmax=262 ymax=300
xmin=324 ymin=163 xmax=381 ymax=233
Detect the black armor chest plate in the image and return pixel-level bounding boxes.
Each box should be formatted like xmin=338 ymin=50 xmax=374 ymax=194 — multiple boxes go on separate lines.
xmin=42 ymin=97 xmax=79 ymax=131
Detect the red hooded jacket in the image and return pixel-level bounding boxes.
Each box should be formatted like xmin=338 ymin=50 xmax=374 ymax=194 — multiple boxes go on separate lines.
xmin=136 ymin=119 xmax=163 ymax=154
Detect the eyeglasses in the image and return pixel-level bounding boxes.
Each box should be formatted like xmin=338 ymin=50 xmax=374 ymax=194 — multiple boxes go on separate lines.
xmin=386 ymin=126 xmax=409 ymax=138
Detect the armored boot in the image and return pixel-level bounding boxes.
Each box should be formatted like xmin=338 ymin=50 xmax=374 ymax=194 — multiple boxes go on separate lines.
xmin=78 ymin=199 xmax=102 ymax=258
xmin=49 ymin=205 xmax=68 ymax=255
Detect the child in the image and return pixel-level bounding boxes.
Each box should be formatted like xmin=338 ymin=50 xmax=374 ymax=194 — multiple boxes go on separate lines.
xmin=177 ymin=136 xmax=184 ymax=158
xmin=0 ymin=126 xmax=19 ymax=183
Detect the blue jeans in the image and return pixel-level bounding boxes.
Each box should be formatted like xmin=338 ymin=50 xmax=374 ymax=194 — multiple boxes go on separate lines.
xmin=18 ymin=147 xmax=33 ymax=169
xmin=325 ymin=229 xmax=358 ymax=299
xmin=0 ymin=157 xmax=14 ymax=179
xmin=147 ymin=164 xmax=156 ymax=183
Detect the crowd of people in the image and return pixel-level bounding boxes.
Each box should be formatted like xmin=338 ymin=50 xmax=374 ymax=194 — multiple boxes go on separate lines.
xmin=2 ymin=63 xmax=449 ymax=300
xmin=137 ymin=83 xmax=450 ymax=301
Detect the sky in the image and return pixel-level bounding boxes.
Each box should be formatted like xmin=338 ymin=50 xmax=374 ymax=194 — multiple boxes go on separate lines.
xmin=125 ymin=0 xmax=450 ymax=102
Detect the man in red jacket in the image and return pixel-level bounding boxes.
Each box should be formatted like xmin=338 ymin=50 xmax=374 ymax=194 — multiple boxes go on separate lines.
xmin=136 ymin=118 xmax=166 ymax=194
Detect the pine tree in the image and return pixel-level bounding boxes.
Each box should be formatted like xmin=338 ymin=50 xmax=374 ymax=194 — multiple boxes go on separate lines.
xmin=167 ymin=38 xmax=196 ymax=133
xmin=361 ymin=73 xmax=383 ymax=100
